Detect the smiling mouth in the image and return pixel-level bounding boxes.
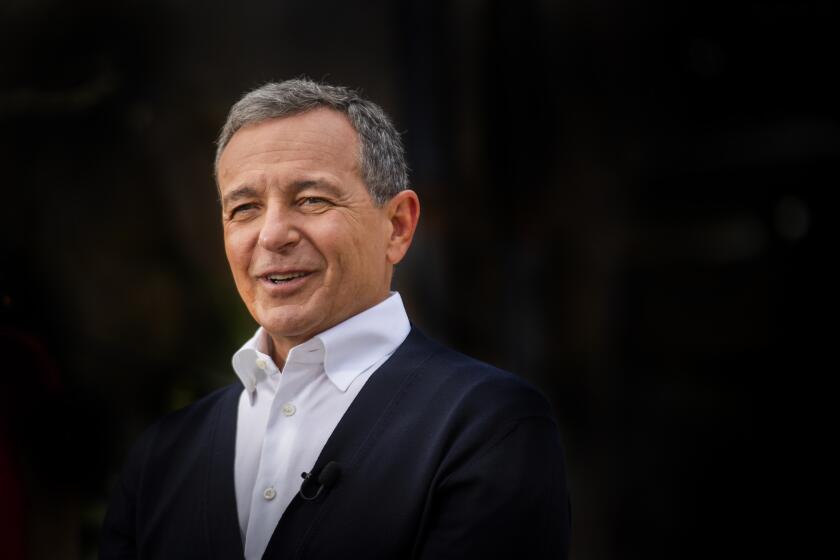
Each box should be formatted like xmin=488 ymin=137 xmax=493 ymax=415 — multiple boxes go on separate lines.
xmin=264 ymin=272 xmax=310 ymax=284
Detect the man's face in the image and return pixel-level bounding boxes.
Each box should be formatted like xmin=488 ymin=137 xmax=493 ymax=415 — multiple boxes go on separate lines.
xmin=218 ymin=108 xmax=394 ymax=357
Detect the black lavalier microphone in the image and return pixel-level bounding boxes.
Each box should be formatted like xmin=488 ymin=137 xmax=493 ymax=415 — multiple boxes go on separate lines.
xmin=299 ymin=461 xmax=341 ymax=501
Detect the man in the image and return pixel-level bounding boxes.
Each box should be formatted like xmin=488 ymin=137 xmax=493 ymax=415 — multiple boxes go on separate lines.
xmin=101 ymin=79 xmax=570 ymax=559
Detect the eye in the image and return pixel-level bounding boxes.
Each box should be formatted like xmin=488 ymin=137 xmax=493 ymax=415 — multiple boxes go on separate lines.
xmin=229 ymin=202 xmax=258 ymax=218
xmin=299 ymin=196 xmax=330 ymax=207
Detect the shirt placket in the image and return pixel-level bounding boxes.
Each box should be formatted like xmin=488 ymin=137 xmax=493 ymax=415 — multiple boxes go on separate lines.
xmin=243 ymin=362 xmax=310 ymax=559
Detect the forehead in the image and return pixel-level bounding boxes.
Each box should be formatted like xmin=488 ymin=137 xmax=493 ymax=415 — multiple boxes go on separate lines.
xmin=217 ymin=108 xmax=361 ymax=187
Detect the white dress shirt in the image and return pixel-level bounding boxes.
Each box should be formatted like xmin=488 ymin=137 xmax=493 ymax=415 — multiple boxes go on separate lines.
xmin=231 ymin=292 xmax=411 ymax=560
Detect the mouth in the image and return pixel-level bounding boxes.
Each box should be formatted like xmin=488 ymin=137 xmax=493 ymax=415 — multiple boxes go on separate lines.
xmin=263 ymin=271 xmax=311 ymax=284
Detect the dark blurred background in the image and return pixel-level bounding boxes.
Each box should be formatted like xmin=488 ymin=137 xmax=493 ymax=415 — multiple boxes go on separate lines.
xmin=0 ymin=0 xmax=834 ymax=558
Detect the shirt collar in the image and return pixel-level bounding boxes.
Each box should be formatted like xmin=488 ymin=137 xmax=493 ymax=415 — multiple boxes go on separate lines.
xmin=316 ymin=292 xmax=410 ymax=391
xmin=231 ymin=328 xmax=276 ymax=395
xmin=231 ymin=292 xmax=410 ymax=395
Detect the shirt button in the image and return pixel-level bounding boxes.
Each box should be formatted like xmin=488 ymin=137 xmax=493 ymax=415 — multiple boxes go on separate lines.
xmin=255 ymin=358 xmax=267 ymax=370
xmin=263 ymin=486 xmax=276 ymax=500
xmin=282 ymin=403 xmax=296 ymax=417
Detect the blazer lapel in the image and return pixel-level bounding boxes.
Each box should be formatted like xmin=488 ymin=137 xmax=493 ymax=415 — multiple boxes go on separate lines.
xmin=261 ymin=327 xmax=438 ymax=559
xmin=205 ymin=384 xmax=245 ymax=558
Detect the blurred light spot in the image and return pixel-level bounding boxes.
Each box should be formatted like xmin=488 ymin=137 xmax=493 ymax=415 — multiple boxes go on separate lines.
xmin=2 ymin=294 xmax=11 ymax=307
xmin=703 ymin=215 xmax=767 ymax=262
xmin=774 ymin=196 xmax=810 ymax=241
xmin=689 ymin=39 xmax=726 ymax=78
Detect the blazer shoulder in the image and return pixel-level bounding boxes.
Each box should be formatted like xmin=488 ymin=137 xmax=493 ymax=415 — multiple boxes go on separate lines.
xmin=408 ymin=328 xmax=556 ymax=424
xmin=155 ymin=382 xmax=241 ymax=428
xmin=131 ymin=382 xmax=241 ymax=455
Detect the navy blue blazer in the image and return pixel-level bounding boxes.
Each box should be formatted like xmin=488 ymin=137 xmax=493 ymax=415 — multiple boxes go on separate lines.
xmin=101 ymin=328 xmax=570 ymax=559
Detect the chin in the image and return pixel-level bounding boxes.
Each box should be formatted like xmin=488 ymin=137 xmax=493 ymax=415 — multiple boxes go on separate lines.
xmin=255 ymin=305 xmax=319 ymax=341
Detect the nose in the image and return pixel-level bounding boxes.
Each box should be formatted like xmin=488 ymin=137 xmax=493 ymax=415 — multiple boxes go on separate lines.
xmin=258 ymin=203 xmax=301 ymax=252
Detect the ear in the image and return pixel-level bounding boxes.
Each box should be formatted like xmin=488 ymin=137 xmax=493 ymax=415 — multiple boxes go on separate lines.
xmin=384 ymin=189 xmax=420 ymax=265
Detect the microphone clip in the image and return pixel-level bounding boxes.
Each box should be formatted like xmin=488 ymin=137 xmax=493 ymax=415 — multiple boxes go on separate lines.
xmin=299 ymin=461 xmax=341 ymax=501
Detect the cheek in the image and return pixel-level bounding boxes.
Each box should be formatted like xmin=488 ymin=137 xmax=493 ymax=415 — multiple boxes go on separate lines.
xmin=335 ymin=226 xmax=388 ymax=280
xmin=307 ymin=213 xmax=389 ymax=281
xmin=224 ymin=229 xmax=254 ymax=277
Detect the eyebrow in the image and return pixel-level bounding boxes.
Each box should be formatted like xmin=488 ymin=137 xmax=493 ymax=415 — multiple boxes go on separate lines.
xmin=221 ymin=179 xmax=344 ymax=209
xmin=288 ymin=179 xmax=343 ymax=198
xmin=221 ymin=185 xmax=260 ymax=209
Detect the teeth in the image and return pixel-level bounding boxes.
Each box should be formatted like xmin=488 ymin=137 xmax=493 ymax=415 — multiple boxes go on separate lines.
xmin=267 ymin=272 xmax=307 ymax=283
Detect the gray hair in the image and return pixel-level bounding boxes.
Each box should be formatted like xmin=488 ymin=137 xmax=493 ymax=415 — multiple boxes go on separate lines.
xmin=215 ymin=79 xmax=408 ymax=205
